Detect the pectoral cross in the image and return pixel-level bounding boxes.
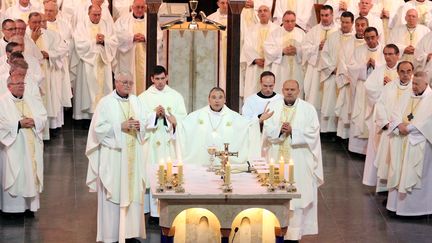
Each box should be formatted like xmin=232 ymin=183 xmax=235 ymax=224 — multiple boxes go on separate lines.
xmin=407 ymin=113 xmax=414 ymax=121
xmin=215 ymin=143 xmax=238 ymax=168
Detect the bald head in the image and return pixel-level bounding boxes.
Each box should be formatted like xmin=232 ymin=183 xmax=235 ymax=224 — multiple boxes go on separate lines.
xmin=282 ymin=80 xmax=300 ymax=105
xmin=257 ymin=5 xmax=271 ymax=24
xmin=44 ymin=1 xmax=59 ymax=22
xmin=88 ymin=5 xmax=102 ymax=24
xmin=405 ymin=9 xmax=418 ymax=28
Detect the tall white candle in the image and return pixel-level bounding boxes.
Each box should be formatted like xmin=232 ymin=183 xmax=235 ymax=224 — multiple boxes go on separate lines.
xmin=269 ymin=161 xmax=275 ymax=185
xmin=225 ymin=162 xmax=231 ymax=185
xmin=166 ymin=160 xmax=173 ymax=181
xmin=177 ymin=162 xmax=184 ymax=184
xmin=288 ymin=159 xmax=294 ymax=183
xmin=279 ymin=156 xmax=285 ymax=181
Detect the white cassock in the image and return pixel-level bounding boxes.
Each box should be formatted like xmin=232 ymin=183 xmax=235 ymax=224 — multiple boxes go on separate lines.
xmin=387 ymin=86 xmax=432 ymax=216
xmin=112 ymin=0 xmax=133 ymax=20
xmin=388 ymin=24 xmax=430 ymax=62
xmin=301 ymin=23 xmax=337 ymax=113
xmin=73 ymin=17 xmax=118 ymax=120
xmin=366 ymin=79 xmax=412 ymax=192
xmin=115 ymin=12 xmax=163 ymax=95
xmin=392 ymin=1 xmax=432 ymax=29
xmin=29 ymin=28 xmax=72 ymax=131
xmin=138 ymin=85 xmax=187 ymax=217
xmin=0 ymin=91 xmax=47 ymax=213
xmin=208 ymin=9 xmax=228 ymax=89
xmin=86 ymin=91 xmax=147 ymax=242
xmin=177 ymin=105 xmax=261 ymax=170
xmin=347 ymin=43 xmax=385 ymax=154
xmin=413 ymin=31 xmax=432 ymax=81
xmin=319 ymin=30 xmax=354 ymax=133
xmin=334 ymin=36 xmax=366 ymax=139
xmin=369 ymin=0 xmax=404 ymax=40
xmin=362 ymin=63 xmax=398 ymax=188
xmin=4 ymin=2 xmax=42 ymax=21
xmin=264 ymin=26 xmax=305 ymax=95
xmin=272 ymin=0 xmax=314 ymax=31
xmin=263 ymin=98 xmax=323 ymax=241
xmin=241 ymin=22 xmax=279 ymax=98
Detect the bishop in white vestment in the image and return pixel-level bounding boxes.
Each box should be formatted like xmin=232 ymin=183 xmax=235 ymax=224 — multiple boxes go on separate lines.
xmin=263 ymin=80 xmax=323 ymax=241
xmin=73 ymin=5 xmax=118 ymax=120
xmin=0 ymin=74 xmax=47 ymax=214
xmin=86 ymin=74 xmax=147 ymax=242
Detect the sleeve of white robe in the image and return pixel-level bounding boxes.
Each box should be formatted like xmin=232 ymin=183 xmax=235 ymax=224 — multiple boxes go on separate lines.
xmin=319 ymin=34 xmax=337 ymax=82
xmin=264 ymin=28 xmax=283 ymax=65
xmin=413 ymin=32 xmax=432 ymax=70
xmin=301 ymin=27 xmax=320 ymax=66
xmin=115 ymin=15 xmax=134 ymax=53
xmin=241 ymin=27 xmax=261 ymax=66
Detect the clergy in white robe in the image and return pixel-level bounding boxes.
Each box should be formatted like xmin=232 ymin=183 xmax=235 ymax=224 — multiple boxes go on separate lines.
xmin=138 ymin=66 xmax=187 ymax=217
xmin=301 ymin=5 xmax=337 ymax=114
xmin=392 ymin=0 xmax=432 ymax=29
xmin=115 ymin=0 xmax=163 ymax=95
xmin=264 ymin=10 xmax=305 ymax=96
xmin=263 ymin=80 xmax=323 ymax=241
xmin=177 ymin=87 xmax=261 ymax=170
xmin=366 ymin=61 xmax=413 ymax=193
xmin=386 ymin=71 xmax=432 ymax=216
xmin=370 ymin=0 xmax=403 ymax=40
xmin=71 ymin=0 xmax=113 ymax=30
xmin=0 ymin=19 xmax=18 ymax=57
xmin=86 ymin=74 xmax=147 ymax=242
xmin=27 ymin=12 xmax=72 ymax=133
xmin=388 ymin=9 xmax=430 ymax=63
xmin=347 ymin=27 xmax=385 ymax=154
xmin=45 ymin=1 xmax=74 ymax=57
xmin=4 ymin=0 xmax=42 ymax=21
xmin=13 ymin=19 xmax=44 ymax=62
xmin=319 ymin=11 xmax=355 ymax=133
xmin=0 ymin=73 xmax=47 ymax=214
xmin=356 ymin=0 xmax=385 ymax=43
xmin=413 ymin=31 xmax=432 ymax=82
xmin=272 ymin=0 xmax=314 ymax=31
xmin=73 ymin=4 xmax=118 ymax=120
xmin=241 ymin=5 xmax=278 ymax=98
xmin=208 ymin=0 xmax=228 ymax=89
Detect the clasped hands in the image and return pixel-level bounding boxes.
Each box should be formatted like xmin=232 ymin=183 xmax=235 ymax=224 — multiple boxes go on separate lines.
xmin=96 ymin=33 xmax=105 ymax=45
xmin=20 ymin=117 xmax=35 ymax=128
xmin=398 ymin=123 xmax=409 ymax=136
xmin=283 ymin=45 xmax=297 ymax=56
xmin=155 ymin=105 xmax=177 ymax=127
xmin=280 ymin=122 xmax=292 ymax=136
xmin=133 ymin=33 xmax=146 ymax=43
xmin=121 ymin=118 xmax=140 ymax=132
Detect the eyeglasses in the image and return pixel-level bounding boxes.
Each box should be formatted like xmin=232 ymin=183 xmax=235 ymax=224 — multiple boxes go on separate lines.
xmin=9 ymin=82 xmax=26 ymax=86
xmin=118 ymin=80 xmax=134 ymax=86
xmin=4 ymin=28 xmax=16 ymax=31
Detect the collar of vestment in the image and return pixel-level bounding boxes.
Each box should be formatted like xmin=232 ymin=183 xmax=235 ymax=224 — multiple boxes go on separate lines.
xmin=257 ymin=91 xmax=277 ymax=99
xmin=133 ymin=14 xmax=145 ymax=20
xmin=284 ymin=98 xmax=298 ymax=107
xmin=3 ymin=37 xmax=8 ymax=43
xmin=8 ymin=91 xmax=23 ymax=102
xmin=386 ymin=62 xmax=398 ymax=71
xmin=217 ymin=9 xmax=228 ymax=18
xmin=367 ymin=44 xmax=379 ymax=52
xmin=320 ymin=23 xmax=334 ymax=31
xmin=113 ymin=90 xmax=129 ymax=101
xmin=207 ymin=105 xmax=226 ymax=116
xmin=149 ymin=85 xmax=169 ymax=94
xmin=396 ymin=79 xmax=410 ymax=88
xmin=18 ymin=3 xmax=32 ymax=11
xmin=355 ymin=34 xmax=363 ymax=39
xmin=412 ymin=86 xmax=432 ymax=98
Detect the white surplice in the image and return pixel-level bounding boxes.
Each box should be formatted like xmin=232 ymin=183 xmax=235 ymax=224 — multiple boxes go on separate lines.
xmin=263 ymin=98 xmax=323 ymax=241
xmin=0 ymin=91 xmax=47 ymax=213
xmin=138 ymin=85 xmax=187 ymax=217
xmin=264 ymin=26 xmax=305 ymax=95
xmin=86 ymin=91 xmax=147 ymax=242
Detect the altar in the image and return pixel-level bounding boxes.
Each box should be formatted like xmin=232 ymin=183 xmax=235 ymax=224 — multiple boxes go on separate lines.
xmin=151 ymin=164 xmax=301 ymax=243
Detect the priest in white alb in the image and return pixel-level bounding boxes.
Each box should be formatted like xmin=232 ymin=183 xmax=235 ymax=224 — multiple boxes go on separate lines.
xmin=347 ymin=27 xmax=385 ymax=154
xmin=386 ymin=71 xmax=432 ymax=216
xmin=28 ymin=12 xmax=72 ymax=137
xmin=263 ymin=80 xmax=323 ymax=241
xmin=115 ymin=0 xmax=163 ymax=95
xmin=0 ymin=72 xmax=47 ymax=215
xmin=138 ymin=66 xmax=187 ymax=217
xmin=272 ymin=0 xmax=314 ymax=31
xmin=241 ymin=5 xmax=278 ymax=98
xmin=86 ymin=73 xmax=147 ymax=243
xmin=366 ymin=60 xmax=413 ymax=193
xmin=392 ymin=0 xmax=432 ymax=29
xmin=0 ymin=19 xmax=18 ymax=57
xmin=324 ymin=0 xmax=359 ymax=24
xmin=177 ymin=87 xmax=261 ymax=170
xmin=356 ymin=0 xmax=385 ymax=43
xmin=388 ymin=9 xmax=430 ymax=63
xmin=301 ymin=5 xmax=337 ymax=115
xmin=264 ymin=10 xmax=305 ymax=96
xmin=73 ymin=4 xmax=118 ymax=120
xmin=319 ymin=11 xmax=355 ymax=133
xmin=5 ymin=0 xmax=42 ymax=21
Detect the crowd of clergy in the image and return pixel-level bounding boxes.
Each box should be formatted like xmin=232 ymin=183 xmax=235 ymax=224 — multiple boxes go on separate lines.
xmin=0 ymin=0 xmax=432 ymax=243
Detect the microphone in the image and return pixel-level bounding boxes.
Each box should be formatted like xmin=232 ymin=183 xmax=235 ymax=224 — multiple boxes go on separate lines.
xmin=231 ymin=227 xmax=239 ymax=243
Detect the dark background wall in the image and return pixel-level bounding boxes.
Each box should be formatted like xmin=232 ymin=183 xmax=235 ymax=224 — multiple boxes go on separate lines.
xmin=165 ymin=0 xmax=218 ymax=16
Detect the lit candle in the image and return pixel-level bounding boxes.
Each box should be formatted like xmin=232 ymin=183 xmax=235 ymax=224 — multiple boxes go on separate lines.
xmin=158 ymin=163 xmax=165 ymax=185
xmin=177 ymin=162 xmax=184 ymax=185
xmin=288 ymin=159 xmax=294 ymax=183
xmin=166 ymin=160 xmax=173 ymax=181
xmin=225 ymin=162 xmax=231 ymax=185
xmin=279 ymin=156 xmax=285 ymax=182
xmin=269 ymin=160 xmax=275 ymax=185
